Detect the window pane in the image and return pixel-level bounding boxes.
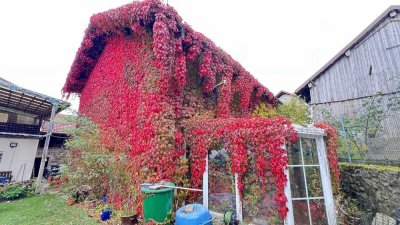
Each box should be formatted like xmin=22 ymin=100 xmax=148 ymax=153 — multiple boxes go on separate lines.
xmin=0 ymin=112 xmax=8 ymax=123
xmin=242 ymin=151 xmax=283 ymax=224
xmin=287 ymin=141 xmax=302 ymax=165
xmin=305 ymin=167 xmax=324 ymax=197
xmin=17 ymin=114 xmax=37 ymax=125
xmin=310 ymin=199 xmax=328 ymax=225
xmin=208 ymin=149 xmax=236 ymax=213
xmin=292 ymin=200 xmax=310 ymax=225
xmin=301 ymin=138 xmax=319 ymax=165
xmin=289 ymin=167 xmax=306 ymax=198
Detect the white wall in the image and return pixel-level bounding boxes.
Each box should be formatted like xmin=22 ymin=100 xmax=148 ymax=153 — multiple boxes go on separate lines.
xmin=0 ymin=137 xmax=39 ymax=181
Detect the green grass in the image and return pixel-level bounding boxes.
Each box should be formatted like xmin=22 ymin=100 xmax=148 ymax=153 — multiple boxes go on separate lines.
xmin=0 ymin=194 xmax=97 ymax=225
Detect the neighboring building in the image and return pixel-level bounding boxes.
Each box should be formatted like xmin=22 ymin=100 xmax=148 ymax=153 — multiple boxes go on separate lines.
xmin=33 ymin=114 xmax=75 ymax=177
xmin=0 ymin=78 xmax=69 ymax=181
xmin=296 ymin=6 xmax=400 ymax=161
xmin=276 ymin=90 xmax=295 ymax=104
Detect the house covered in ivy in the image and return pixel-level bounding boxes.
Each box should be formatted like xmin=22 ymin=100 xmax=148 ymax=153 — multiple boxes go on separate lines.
xmin=63 ymin=1 xmax=338 ymax=224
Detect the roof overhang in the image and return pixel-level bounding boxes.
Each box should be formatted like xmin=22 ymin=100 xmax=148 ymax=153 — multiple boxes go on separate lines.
xmin=295 ymin=5 xmax=400 ymax=96
xmin=0 ymin=80 xmax=70 ymax=119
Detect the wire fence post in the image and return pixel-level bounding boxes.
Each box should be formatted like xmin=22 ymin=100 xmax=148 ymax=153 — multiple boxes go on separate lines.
xmin=340 ymin=116 xmax=352 ymax=164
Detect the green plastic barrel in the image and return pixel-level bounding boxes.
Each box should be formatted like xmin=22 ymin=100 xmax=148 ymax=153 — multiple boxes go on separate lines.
xmin=141 ymin=182 xmax=175 ymax=222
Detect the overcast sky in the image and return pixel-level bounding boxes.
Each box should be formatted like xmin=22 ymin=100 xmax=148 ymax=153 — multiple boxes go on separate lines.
xmin=0 ymin=0 xmax=398 ymax=110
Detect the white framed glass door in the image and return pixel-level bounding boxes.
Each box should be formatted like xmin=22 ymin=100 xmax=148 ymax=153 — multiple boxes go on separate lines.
xmin=285 ymin=133 xmax=336 ymax=225
xmin=201 ymin=127 xmax=336 ymax=225
xmin=202 ymin=148 xmax=242 ymax=220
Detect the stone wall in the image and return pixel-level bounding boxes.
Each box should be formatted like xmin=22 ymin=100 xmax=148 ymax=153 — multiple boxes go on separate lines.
xmin=36 ymin=148 xmax=69 ymax=166
xmin=340 ymin=163 xmax=400 ymax=219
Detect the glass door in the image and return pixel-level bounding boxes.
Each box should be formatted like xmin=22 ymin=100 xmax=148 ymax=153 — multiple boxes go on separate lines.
xmin=207 ymin=149 xmax=236 ymax=213
xmin=285 ymin=136 xmax=335 ymax=225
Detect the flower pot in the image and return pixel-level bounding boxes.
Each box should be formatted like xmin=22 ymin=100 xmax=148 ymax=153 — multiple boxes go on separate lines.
xmin=121 ymin=215 xmax=138 ymax=225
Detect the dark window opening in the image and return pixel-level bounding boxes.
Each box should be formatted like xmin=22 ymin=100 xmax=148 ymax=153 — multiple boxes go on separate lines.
xmin=38 ymin=134 xmax=68 ymax=148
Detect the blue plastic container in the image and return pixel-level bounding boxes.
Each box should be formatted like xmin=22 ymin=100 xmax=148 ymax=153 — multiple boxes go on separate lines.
xmin=100 ymin=209 xmax=111 ymax=221
xmin=176 ymin=204 xmax=212 ymax=225
xmin=0 ymin=176 xmax=6 ymax=184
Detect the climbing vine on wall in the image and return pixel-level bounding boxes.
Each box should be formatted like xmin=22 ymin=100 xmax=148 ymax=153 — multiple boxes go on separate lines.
xmin=63 ymin=0 xmax=278 ymax=211
xmin=314 ymin=122 xmax=340 ymax=192
xmin=59 ymin=0 xmax=342 ymax=221
xmin=184 ymin=117 xmax=298 ymax=218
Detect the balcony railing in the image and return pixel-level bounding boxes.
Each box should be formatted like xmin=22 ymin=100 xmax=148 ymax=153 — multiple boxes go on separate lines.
xmin=0 ymin=122 xmax=40 ymax=135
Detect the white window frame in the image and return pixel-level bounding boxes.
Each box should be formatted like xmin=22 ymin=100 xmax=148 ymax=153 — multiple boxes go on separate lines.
xmin=285 ymin=127 xmax=336 ymax=225
xmin=202 ymin=126 xmax=336 ymax=225
xmin=202 ymin=152 xmax=243 ymax=220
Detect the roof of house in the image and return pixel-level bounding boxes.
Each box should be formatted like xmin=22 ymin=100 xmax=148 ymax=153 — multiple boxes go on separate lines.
xmin=41 ymin=114 xmax=76 ymax=134
xmin=0 ymin=78 xmax=70 ymax=118
xmin=276 ymin=90 xmax=294 ymax=99
xmin=63 ymin=0 xmax=276 ymax=105
xmin=295 ymin=5 xmax=400 ymax=95
xmin=0 ymin=77 xmax=13 ymax=84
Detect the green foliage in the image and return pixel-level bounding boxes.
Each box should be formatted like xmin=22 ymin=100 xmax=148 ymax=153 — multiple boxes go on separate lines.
xmin=276 ymin=97 xmax=311 ymax=126
xmin=253 ymin=96 xmax=311 ymax=126
xmin=0 ymin=183 xmax=34 ymax=200
xmin=0 ymin=194 xmax=97 ymax=225
xmin=60 ymin=115 xmax=138 ymax=212
xmin=61 ymin=116 xmax=111 ymax=198
xmin=252 ymin=103 xmax=278 ymax=118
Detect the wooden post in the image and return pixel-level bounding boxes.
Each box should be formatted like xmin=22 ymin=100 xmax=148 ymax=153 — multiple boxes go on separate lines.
xmin=35 ymin=104 xmax=57 ymax=193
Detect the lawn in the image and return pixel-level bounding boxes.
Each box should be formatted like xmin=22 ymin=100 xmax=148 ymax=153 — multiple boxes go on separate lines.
xmin=0 ymin=194 xmax=97 ymax=225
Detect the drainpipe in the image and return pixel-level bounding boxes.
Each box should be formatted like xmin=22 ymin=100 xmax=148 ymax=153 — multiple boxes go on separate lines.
xmin=35 ymin=104 xmax=57 ymax=193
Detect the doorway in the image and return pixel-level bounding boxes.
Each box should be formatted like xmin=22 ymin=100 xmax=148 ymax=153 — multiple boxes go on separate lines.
xmin=32 ymin=157 xmax=49 ymax=178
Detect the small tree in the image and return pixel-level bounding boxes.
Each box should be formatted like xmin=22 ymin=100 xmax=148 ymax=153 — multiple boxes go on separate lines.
xmin=61 ymin=115 xmax=138 ymax=212
xmin=253 ymin=96 xmax=311 ymax=126
xmin=276 ymin=96 xmax=312 ymax=126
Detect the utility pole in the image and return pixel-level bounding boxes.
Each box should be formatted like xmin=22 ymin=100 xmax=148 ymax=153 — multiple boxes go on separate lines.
xmin=35 ymin=104 xmax=58 ymax=193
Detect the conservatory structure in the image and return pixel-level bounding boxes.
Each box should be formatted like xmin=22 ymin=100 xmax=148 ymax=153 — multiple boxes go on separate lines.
xmin=202 ymin=125 xmax=336 ymax=225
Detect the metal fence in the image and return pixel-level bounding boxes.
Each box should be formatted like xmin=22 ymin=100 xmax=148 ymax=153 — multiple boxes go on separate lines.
xmin=336 ymin=116 xmax=400 ymax=166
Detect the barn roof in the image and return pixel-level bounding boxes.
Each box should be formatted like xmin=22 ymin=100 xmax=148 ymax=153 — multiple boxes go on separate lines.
xmin=63 ymin=0 xmax=276 ymax=105
xmin=296 ymin=5 xmax=400 ymax=97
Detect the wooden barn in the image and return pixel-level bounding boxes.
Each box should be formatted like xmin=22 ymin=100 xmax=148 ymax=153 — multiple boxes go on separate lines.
xmin=296 ymin=6 xmax=400 ymax=162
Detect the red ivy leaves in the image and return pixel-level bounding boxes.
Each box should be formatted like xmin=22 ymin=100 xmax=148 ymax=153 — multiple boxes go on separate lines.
xmin=63 ymin=0 xmax=277 ymax=113
xmin=184 ymin=117 xmax=297 ymax=219
xmin=314 ymin=122 xmax=340 ymax=191
xmin=63 ymin=0 xmax=291 ymax=218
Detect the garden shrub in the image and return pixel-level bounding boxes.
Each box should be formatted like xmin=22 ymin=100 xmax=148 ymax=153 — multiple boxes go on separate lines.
xmin=253 ymin=96 xmax=311 ymax=126
xmin=0 ymin=183 xmax=34 ymax=200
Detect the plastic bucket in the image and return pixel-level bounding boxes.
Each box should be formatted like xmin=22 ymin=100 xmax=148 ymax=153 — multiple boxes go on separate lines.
xmin=141 ymin=182 xmax=175 ymax=222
